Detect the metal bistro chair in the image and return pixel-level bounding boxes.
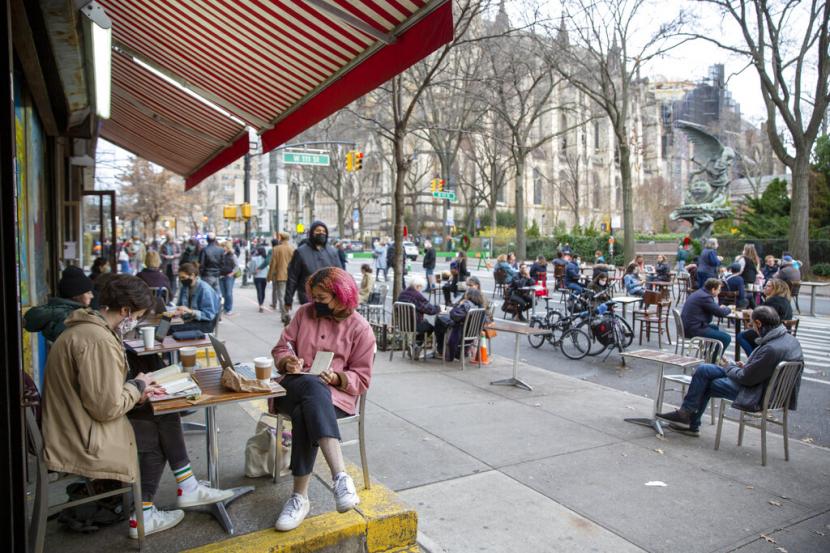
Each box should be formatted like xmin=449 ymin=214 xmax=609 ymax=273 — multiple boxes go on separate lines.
xmin=365 ymin=283 xmax=388 ymax=326
xmin=390 ymin=302 xmax=419 ymax=361
xmin=442 ymin=308 xmax=486 ymax=370
xmin=149 ymin=286 xmax=170 ymax=305
xmin=656 ymin=337 xmax=724 ymax=426
xmin=269 ymin=393 xmax=370 ymax=488
xmin=675 ymin=272 xmax=691 ymax=304
xmin=25 ymin=407 xmax=145 ymax=552
xmin=672 ymin=308 xmax=693 ymax=356
xmin=715 ymin=361 xmax=804 ymax=466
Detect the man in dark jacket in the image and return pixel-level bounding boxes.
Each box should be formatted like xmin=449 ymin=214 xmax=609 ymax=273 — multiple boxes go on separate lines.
xmin=681 ymin=278 xmax=732 ymax=351
xmin=24 ymin=266 xmax=94 ymax=342
xmin=723 ymin=263 xmax=748 ymax=308
xmin=774 ymin=255 xmax=801 ymax=283
xmin=198 ymin=233 xmax=224 ymax=292
xmin=160 ymin=232 xmax=181 ymax=295
xmin=657 ymin=306 xmax=803 ymax=435
xmin=423 ymin=240 xmax=436 ymax=291
xmin=563 ymin=251 xmax=583 ymax=293
xmin=396 ymin=276 xmax=441 ymax=353
xmin=284 ymin=221 xmax=341 ymax=310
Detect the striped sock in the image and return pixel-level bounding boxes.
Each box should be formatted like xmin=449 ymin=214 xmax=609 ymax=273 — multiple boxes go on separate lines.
xmin=173 ymin=464 xmax=198 ymax=494
xmin=142 ymin=501 xmax=153 ymax=512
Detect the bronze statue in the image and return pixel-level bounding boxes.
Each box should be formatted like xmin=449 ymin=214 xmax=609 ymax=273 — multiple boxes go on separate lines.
xmin=670 ymin=120 xmax=735 ymax=238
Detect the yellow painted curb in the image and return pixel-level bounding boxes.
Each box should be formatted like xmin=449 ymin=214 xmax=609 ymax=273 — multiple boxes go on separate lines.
xmin=357 ymin=485 xmax=418 ymax=553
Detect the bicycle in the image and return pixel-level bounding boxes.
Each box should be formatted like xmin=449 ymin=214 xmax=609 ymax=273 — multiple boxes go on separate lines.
xmin=527 ymin=299 xmax=593 ymax=360
xmin=572 ymin=299 xmax=634 ymax=360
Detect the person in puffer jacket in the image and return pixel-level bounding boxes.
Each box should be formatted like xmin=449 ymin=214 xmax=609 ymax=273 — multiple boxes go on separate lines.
xmin=24 ymin=266 xmax=94 ymax=343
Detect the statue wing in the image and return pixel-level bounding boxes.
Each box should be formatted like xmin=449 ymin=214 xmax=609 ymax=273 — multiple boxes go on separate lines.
xmin=676 ymin=120 xmax=723 ymax=163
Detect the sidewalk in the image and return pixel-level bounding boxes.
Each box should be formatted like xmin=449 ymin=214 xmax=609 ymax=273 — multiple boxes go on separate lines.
xmin=42 ymin=293 xmax=830 ymax=552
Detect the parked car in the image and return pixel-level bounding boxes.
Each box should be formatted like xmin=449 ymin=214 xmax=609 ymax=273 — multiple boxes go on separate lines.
xmin=342 ymin=240 xmax=364 ymax=253
xmin=402 ymin=241 xmax=419 ymax=261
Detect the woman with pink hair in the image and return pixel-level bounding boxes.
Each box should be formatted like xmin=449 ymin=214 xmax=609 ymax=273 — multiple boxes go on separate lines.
xmin=270 ymin=267 xmax=375 ymax=531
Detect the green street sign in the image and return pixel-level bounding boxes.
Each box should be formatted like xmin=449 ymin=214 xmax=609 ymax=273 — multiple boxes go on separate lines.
xmin=432 ymin=191 xmax=456 ymax=201
xmin=283 ymin=151 xmax=331 ymax=166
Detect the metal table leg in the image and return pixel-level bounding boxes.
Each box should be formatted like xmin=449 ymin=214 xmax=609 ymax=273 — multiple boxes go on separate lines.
xmin=734 ymin=317 xmax=742 ymax=362
xmin=624 ymin=362 xmax=665 ymax=436
xmin=810 ymin=286 xmax=817 ymax=317
xmin=491 ymin=334 xmax=533 ymax=391
xmin=183 ymin=406 xmax=253 ymax=535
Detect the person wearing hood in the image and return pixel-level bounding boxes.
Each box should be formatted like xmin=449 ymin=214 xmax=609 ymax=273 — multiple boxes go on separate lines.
xmin=24 ymin=266 xmax=95 ymax=342
xmin=657 ymin=306 xmax=803 ymax=436
xmin=284 ymin=221 xmax=342 ymax=312
xmin=774 ymin=254 xmax=801 ymax=284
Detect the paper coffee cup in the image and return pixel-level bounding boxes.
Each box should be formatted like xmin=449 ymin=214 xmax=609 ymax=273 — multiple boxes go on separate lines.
xmin=180 ymin=347 xmax=197 ymax=370
xmin=141 ymin=327 xmax=155 ymax=349
xmin=254 ymin=356 xmax=272 ymax=382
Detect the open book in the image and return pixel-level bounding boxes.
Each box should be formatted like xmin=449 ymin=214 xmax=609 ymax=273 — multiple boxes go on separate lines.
xmin=149 ymin=364 xmax=202 ymax=401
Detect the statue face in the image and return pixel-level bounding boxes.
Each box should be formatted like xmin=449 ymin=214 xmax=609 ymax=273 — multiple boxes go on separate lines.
xmin=688 ymin=180 xmax=712 ymax=203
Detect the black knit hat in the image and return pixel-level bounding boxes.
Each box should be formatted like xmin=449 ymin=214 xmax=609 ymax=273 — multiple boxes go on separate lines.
xmin=58 ymin=266 xmax=94 ymax=299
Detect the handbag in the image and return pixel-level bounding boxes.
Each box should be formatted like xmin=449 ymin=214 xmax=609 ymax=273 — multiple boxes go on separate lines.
xmin=483 ymin=328 xmax=497 ymax=339
xmin=172 ymin=330 xmax=205 ymax=341
xmin=244 ymin=415 xmax=290 ymax=478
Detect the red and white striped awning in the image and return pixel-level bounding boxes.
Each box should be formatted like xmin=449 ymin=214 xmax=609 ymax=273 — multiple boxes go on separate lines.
xmin=97 ymin=0 xmax=453 ymax=189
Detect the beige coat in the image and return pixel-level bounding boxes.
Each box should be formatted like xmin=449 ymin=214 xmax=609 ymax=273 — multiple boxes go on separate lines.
xmin=41 ymin=309 xmax=142 ymax=482
xmin=268 ymin=242 xmax=295 ymax=282
xmin=359 ymin=272 xmax=375 ymax=303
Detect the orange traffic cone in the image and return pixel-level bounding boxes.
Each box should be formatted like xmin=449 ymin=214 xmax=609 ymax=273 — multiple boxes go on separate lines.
xmin=475 ymin=334 xmax=491 ymax=365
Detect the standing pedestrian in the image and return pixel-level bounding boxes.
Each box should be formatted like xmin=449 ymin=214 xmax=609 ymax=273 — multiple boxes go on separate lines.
xmin=268 ymin=232 xmax=294 ymax=324
xmin=335 ymin=241 xmax=347 ymax=270
xmin=249 ymin=246 xmax=269 ymax=313
xmin=219 ymin=241 xmax=238 ymax=316
xmin=696 ymin=238 xmax=722 ymax=290
xmin=118 ymin=243 xmax=131 ymax=274
xmin=422 ymin=240 xmax=436 ymax=291
xmin=373 ymin=239 xmax=388 ymax=281
xmin=129 ymin=236 xmax=146 ymax=274
xmin=180 ymin=238 xmax=200 ymax=266
xmin=675 ymin=242 xmax=690 ymax=273
xmin=159 ymin=232 xmax=181 ymax=296
xmin=284 ymin=221 xmax=341 ymax=312
xmin=198 ymin=233 xmax=224 ymax=292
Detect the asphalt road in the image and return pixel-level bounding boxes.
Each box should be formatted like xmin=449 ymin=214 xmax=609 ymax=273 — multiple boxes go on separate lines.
xmin=359 ymin=257 xmax=830 ymax=448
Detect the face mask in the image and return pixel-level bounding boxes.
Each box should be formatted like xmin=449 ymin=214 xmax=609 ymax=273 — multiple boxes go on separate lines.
xmin=314 ymin=302 xmax=334 ymax=317
xmin=180 ymin=278 xmax=193 ymax=287
xmin=311 ymin=233 xmax=328 ymax=247
xmin=101 ymin=265 xmax=111 ymax=274
xmin=117 ymin=312 xmax=138 ymax=335
xmin=599 ymin=281 xmax=607 ymax=287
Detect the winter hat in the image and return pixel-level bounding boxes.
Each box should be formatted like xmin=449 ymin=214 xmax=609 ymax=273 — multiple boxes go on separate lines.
xmin=782 ymin=255 xmax=793 ymax=262
xmin=58 ymin=266 xmax=94 ymax=299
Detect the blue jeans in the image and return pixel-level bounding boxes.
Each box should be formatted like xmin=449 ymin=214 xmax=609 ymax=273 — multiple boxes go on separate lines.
xmin=567 ymin=282 xmax=583 ymax=294
xmin=697 ymin=323 xmax=731 ymax=352
xmin=736 ymin=329 xmax=758 ymax=357
xmin=697 ymin=271 xmax=712 ymax=290
xmin=219 ymin=275 xmax=235 ymax=313
xmin=681 ymin=364 xmax=740 ymax=430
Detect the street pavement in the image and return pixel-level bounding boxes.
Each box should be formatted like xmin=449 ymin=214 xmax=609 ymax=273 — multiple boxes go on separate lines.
xmin=41 ymin=283 xmax=830 ymax=553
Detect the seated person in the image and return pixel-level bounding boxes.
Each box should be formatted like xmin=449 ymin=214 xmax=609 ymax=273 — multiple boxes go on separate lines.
xmin=588 ymin=271 xmax=612 ymax=305
xmin=658 ymin=306 xmax=803 ymax=436
xmin=137 ymin=250 xmax=173 ymax=300
xmin=442 ymin=253 xmax=469 ymax=307
xmin=529 ymin=256 xmax=548 ymax=280
xmin=506 ymin=264 xmax=535 ymax=321
xmin=41 ymin=275 xmax=230 ymax=538
xmin=396 ymin=275 xmax=440 ymax=348
xmin=89 ymin=257 xmax=111 ymax=282
xmin=722 ymin=263 xmax=748 ymax=309
xmin=24 ymin=266 xmax=94 ymax=342
xmin=494 ymin=254 xmax=518 ymax=284
xmin=648 ymin=255 xmax=671 ymax=283
xmin=594 ymin=250 xmax=606 ymax=265
xmin=358 ymin=263 xmax=374 ymax=304
xmin=774 ymin=254 xmax=801 ymax=284
xmin=737 ymin=278 xmax=793 ymax=356
xmin=623 ymin=263 xmax=645 ymax=297
xmin=173 ymin=262 xmax=220 ymax=333
xmin=681 ymin=278 xmax=732 ymax=351
xmin=563 ymin=251 xmax=583 ymax=293
xmin=271 ymin=267 xmax=374 ymax=531
xmin=761 ymin=255 xmax=779 ymax=283
xmin=435 ymin=288 xmax=488 ymax=361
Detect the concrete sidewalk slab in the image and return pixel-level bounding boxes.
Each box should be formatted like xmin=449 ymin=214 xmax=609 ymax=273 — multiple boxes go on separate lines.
xmin=368 ymin=371 xmax=497 ymax=411
xmin=401 ymin=471 xmax=647 ymax=553
xmin=501 ymin=441 xmax=813 ymax=553
xmin=730 ymin=510 xmax=830 ymax=553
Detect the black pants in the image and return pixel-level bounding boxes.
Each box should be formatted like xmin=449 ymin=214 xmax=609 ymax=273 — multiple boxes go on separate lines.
xmin=434 ymin=315 xmax=452 ymax=354
xmin=443 ymin=277 xmax=459 ymax=306
xmin=128 ymin=406 xmax=189 ymax=502
xmin=416 ymin=319 xmax=434 ymax=345
xmin=509 ymin=292 xmax=531 ymax=311
xmin=274 ymin=375 xmax=348 ymax=477
xmin=375 ymin=268 xmax=387 ymax=281
xmin=165 ymin=264 xmax=177 ymax=296
xmin=254 ymin=277 xmax=267 ymax=306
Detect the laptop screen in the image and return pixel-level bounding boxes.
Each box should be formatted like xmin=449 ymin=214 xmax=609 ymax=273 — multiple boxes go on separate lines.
xmin=155 ymin=317 xmax=172 ymax=342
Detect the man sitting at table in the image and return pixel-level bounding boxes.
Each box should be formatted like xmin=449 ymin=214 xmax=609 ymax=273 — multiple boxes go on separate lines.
xmin=657 ymin=306 xmax=803 ymax=436
xmin=396 ymin=275 xmax=441 ymax=356
xmin=563 ymin=251 xmax=583 ymax=293
xmin=681 ymin=278 xmax=732 ymax=352
xmin=723 ymin=263 xmax=749 ymax=309
xmin=737 ymin=278 xmax=793 ymax=355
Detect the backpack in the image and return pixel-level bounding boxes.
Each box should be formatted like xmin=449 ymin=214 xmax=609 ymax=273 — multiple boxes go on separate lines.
xmin=57 ymin=480 xmax=128 ymax=533
xmin=591 ymin=318 xmax=614 ymax=346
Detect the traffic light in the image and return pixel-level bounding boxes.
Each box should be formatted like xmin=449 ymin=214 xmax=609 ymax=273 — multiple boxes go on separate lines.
xmin=430 ymin=178 xmax=437 ymax=192
xmin=354 ymin=151 xmax=363 ymax=171
xmin=345 ymin=150 xmax=354 ymax=172
xmin=437 ymin=178 xmax=445 ymax=192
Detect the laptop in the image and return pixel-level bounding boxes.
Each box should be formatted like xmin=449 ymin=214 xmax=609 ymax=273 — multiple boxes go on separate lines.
xmin=209 ymin=334 xmax=278 ymax=380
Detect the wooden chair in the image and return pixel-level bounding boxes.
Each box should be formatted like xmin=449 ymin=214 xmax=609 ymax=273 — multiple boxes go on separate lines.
xmin=782 ymin=319 xmax=799 ymax=337
xmin=389 ymin=302 xmax=419 ymax=361
xmin=442 ymin=308 xmax=486 ymax=370
xmin=492 ymin=268 xmax=508 ymax=299
xmin=553 ymin=264 xmax=566 ymax=290
xmin=270 ymin=394 xmax=370 ymax=487
xmin=715 ymin=361 xmax=804 ymax=466
xmin=25 ymin=407 xmax=145 ymax=552
xmin=634 ymin=291 xmax=672 ymax=348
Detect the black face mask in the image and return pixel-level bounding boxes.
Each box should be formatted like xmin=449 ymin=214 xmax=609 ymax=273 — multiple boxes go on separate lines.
xmin=180 ymin=278 xmax=193 ymax=287
xmin=314 ymin=302 xmax=334 ymax=317
xmin=311 ymin=233 xmax=328 ymax=247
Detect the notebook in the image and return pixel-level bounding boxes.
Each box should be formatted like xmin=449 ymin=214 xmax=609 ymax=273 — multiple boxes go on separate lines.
xmin=148 ymin=363 xmax=201 ymax=401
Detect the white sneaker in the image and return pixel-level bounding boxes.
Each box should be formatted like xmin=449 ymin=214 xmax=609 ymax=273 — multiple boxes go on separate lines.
xmin=176 ymin=483 xmax=234 ymax=508
xmin=129 ymin=506 xmax=184 ymax=539
xmin=333 ymin=473 xmax=360 ymax=513
xmin=275 ymin=493 xmax=310 ymax=531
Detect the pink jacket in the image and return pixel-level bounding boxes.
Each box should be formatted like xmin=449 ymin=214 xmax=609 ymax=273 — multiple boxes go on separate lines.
xmin=272 ymin=304 xmax=375 ymax=415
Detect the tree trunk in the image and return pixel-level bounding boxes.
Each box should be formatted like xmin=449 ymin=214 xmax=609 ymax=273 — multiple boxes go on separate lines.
xmin=392 ymin=128 xmax=407 ymax=301
xmin=336 ymin=198 xmax=346 ymax=242
xmin=618 ymin=141 xmax=635 ymax=264
xmin=515 ymin=154 xmax=526 ymax=260
xmin=789 ymin=151 xmax=812 ymax=274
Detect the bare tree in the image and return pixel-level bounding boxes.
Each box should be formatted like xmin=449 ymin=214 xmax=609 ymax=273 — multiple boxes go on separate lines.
xmin=687 ymin=0 xmax=829 ymax=274
xmin=547 ymin=0 xmax=688 ymax=263
xmin=557 ymin=152 xmax=583 ymax=223
xmin=119 ymin=158 xmax=187 ymax=240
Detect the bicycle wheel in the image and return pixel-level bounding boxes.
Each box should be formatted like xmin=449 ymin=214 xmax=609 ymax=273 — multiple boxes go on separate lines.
xmin=614 ymin=314 xmax=634 ymax=348
xmin=560 ymin=328 xmax=591 ymax=360
xmin=527 ymin=318 xmax=547 ymax=349
xmin=572 ymin=318 xmax=597 ymax=355
xmin=545 ymin=310 xmax=563 ymax=343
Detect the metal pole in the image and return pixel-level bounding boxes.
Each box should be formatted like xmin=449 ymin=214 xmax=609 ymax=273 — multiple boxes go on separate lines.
xmin=243 ymin=152 xmax=251 ymax=286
